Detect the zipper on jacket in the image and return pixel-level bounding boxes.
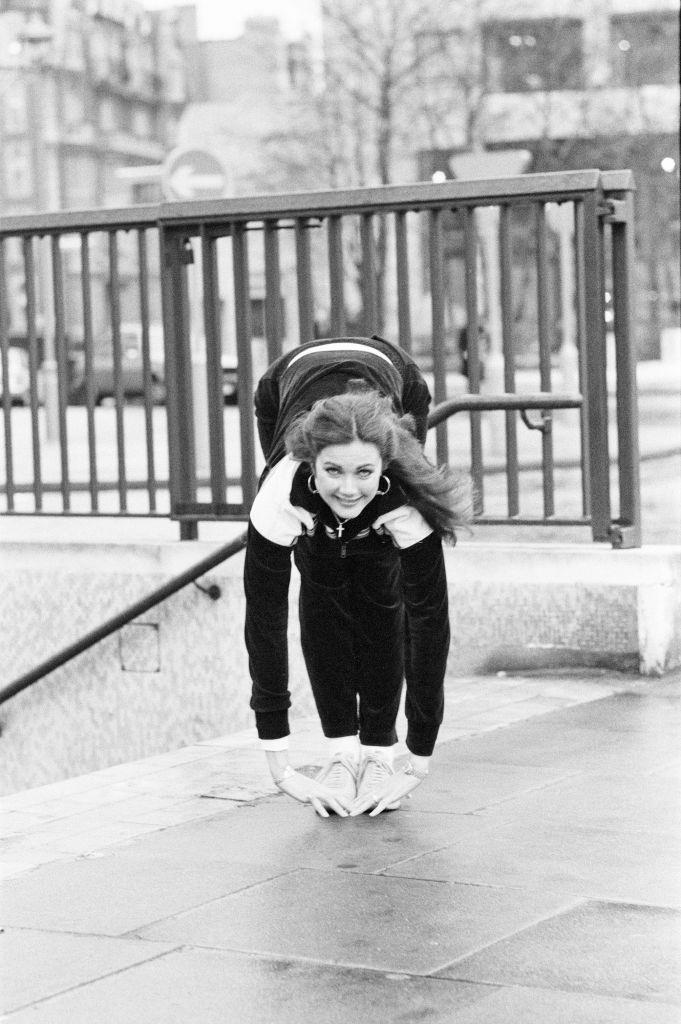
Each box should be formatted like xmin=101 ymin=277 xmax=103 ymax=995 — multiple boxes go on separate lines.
xmin=340 ymin=542 xmax=347 ymax=558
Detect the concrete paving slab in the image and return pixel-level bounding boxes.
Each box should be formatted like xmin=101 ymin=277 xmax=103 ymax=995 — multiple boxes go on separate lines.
xmin=0 ymin=947 xmax=497 ymax=1024
xmin=436 ymin=901 xmax=681 ymax=1004
xmin=2 ymin=683 xmax=678 ymax=1020
xmin=473 ymin=769 xmax=681 ymax=836
xmin=384 ymin=819 xmax=681 ymax=907
xmin=0 ymin=928 xmax=176 ymax=1014
xmin=529 ymin=693 xmax=681 ymax=734
xmin=135 ymin=870 xmax=578 ymax=974
xmin=440 ymin=985 xmax=681 ymax=1024
xmin=98 ymin=797 xmax=485 ymax=876
xmin=435 ymin=714 xmax=680 ymax=772
xmin=411 ymin=760 xmax=579 ymax=815
xmin=0 ymin=853 xmax=287 ymax=935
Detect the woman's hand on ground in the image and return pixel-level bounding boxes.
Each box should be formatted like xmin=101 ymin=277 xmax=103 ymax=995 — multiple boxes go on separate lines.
xmin=349 ymin=769 xmax=423 ymax=817
xmin=275 ymin=769 xmax=353 ymax=817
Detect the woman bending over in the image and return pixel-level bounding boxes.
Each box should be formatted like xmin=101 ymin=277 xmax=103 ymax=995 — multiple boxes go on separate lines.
xmin=244 ymin=335 xmax=470 ymax=817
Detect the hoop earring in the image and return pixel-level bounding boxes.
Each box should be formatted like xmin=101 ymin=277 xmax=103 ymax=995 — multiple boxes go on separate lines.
xmin=376 ymin=475 xmax=391 ymax=496
xmin=307 ymin=474 xmax=318 ymax=495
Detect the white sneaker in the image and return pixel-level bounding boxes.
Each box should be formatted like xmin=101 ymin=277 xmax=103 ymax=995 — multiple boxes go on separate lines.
xmin=357 ymin=753 xmax=401 ymax=811
xmin=316 ymin=754 xmax=358 ymax=804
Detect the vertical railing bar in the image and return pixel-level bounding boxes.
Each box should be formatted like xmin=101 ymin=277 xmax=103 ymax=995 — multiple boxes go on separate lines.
xmin=201 ymin=225 xmax=227 ymax=505
xmin=327 ymin=215 xmax=345 ymax=336
xmin=22 ymin=238 xmax=42 ymax=509
xmin=536 ymin=202 xmax=555 ymax=518
xmin=574 ymin=200 xmax=591 ymax=518
xmin=295 ymin=218 xmax=314 ymax=345
xmin=582 ymin=189 xmax=611 ymax=540
xmin=80 ymin=232 xmax=98 ymax=511
xmin=464 ymin=206 xmax=483 ymax=512
xmin=499 ymin=204 xmax=519 ymax=517
xmin=108 ymin=231 xmax=127 ymax=512
xmin=0 ymin=239 xmax=15 ymax=511
xmin=137 ymin=229 xmax=156 ymax=512
xmin=429 ymin=208 xmax=448 ymax=465
xmin=160 ymin=228 xmax=196 ymax=534
xmin=51 ymin=234 xmax=70 ymax=512
xmin=609 ymin=188 xmax=641 ymax=545
xmin=360 ymin=213 xmax=378 ymax=334
xmin=232 ymin=222 xmax=257 ymax=507
xmin=264 ymin=221 xmax=284 ymax=361
xmin=395 ymin=210 xmax=412 ymax=353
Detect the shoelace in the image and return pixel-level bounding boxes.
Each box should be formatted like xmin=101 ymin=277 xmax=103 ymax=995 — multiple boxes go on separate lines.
xmin=319 ymin=754 xmax=356 ymax=787
xmin=359 ymin=753 xmax=393 ymax=789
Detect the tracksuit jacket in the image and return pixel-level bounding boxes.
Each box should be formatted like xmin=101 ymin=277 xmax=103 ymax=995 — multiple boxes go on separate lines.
xmin=244 ymin=336 xmax=451 ymax=757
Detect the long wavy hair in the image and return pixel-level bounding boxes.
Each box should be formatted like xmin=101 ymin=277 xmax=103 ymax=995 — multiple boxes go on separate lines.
xmin=284 ymin=384 xmax=472 ymax=542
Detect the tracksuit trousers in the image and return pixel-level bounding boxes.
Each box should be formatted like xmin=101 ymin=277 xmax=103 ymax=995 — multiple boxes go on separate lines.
xmin=245 ymin=525 xmax=450 ymax=757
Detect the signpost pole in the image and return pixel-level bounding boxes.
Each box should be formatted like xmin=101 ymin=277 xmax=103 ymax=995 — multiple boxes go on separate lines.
xmin=161 ymin=148 xmax=230 ymax=494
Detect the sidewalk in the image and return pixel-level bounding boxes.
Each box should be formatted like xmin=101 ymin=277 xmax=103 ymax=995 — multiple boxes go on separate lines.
xmin=1 ymin=669 xmax=679 ymax=1023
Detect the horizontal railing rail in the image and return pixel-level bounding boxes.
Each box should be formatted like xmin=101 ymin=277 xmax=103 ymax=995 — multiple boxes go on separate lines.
xmin=0 ymin=170 xmax=641 ymax=546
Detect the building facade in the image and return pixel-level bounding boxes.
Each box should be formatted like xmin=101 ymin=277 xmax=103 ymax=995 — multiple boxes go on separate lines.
xmin=0 ymin=0 xmax=192 ymax=215
xmin=0 ymin=0 xmax=193 ymax=343
xmin=416 ymin=0 xmax=680 ymax=358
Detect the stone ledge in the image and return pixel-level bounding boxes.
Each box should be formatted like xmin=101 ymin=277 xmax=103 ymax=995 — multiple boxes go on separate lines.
xmin=448 ymin=543 xmax=681 ymax=677
xmin=1 ymin=541 xmax=679 ymax=795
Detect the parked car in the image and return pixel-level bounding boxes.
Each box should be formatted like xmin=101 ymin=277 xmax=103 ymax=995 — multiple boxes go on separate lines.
xmin=68 ymin=324 xmax=240 ymax=407
xmin=0 ymin=347 xmax=30 ymax=405
xmin=68 ymin=323 xmax=165 ymax=405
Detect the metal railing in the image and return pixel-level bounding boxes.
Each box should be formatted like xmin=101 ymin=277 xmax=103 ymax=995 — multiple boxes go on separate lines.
xmin=0 ymin=169 xmax=641 ymax=546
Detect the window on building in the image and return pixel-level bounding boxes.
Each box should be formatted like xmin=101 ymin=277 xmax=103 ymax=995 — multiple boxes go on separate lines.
xmin=99 ymin=97 xmax=116 ymax=132
xmin=610 ymin=13 xmax=679 ymax=87
xmin=62 ymin=153 xmax=98 ymax=209
xmin=2 ymin=82 xmax=28 ymax=134
xmin=163 ymin=63 xmax=187 ymax=105
xmin=286 ymin=40 xmax=312 ymax=92
xmin=3 ymin=140 xmax=34 ymax=200
xmin=132 ymin=106 xmax=153 ymax=139
xmin=483 ymin=19 xmax=584 ymax=92
xmin=90 ymin=29 xmax=109 ymax=79
xmin=63 ymin=85 xmax=86 ymax=131
xmin=115 ymin=99 xmax=133 ymax=133
xmin=64 ymin=24 xmax=86 ymax=71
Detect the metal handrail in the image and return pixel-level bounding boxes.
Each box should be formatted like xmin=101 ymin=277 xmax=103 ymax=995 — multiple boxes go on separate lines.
xmin=0 ymin=529 xmax=248 ymax=707
xmin=427 ymin=392 xmax=582 ymax=429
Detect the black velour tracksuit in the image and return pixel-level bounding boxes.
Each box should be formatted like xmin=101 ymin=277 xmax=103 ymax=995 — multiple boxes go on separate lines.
xmin=244 ymin=336 xmax=451 ymax=758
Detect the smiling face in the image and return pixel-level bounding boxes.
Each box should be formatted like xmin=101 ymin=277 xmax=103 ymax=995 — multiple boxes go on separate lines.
xmin=313 ymin=440 xmax=383 ymax=519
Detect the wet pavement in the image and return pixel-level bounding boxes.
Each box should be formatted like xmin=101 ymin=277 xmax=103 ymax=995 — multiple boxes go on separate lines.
xmin=1 ymin=669 xmax=680 ymax=1023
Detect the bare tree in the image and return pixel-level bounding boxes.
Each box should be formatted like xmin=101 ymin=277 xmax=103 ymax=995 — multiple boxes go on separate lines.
xmin=280 ymin=0 xmax=487 ymax=331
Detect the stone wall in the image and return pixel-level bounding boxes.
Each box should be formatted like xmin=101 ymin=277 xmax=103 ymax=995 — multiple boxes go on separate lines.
xmin=1 ymin=540 xmax=679 ymax=794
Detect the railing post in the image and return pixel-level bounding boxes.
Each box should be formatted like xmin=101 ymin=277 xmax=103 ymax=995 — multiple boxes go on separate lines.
xmin=232 ymin=222 xmax=257 ymax=508
xmin=429 ymin=208 xmax=448 ymax=464
xmin=160 ymin=227 xmax=197 ymax=540
xmin=582 ymin=189 xmax=611 ymax=541
xmin=604 ymin=183 xmax=642 ymax=548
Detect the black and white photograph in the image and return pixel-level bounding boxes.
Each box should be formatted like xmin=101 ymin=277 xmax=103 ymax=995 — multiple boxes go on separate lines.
xmin=0 ymin=0 xmax=679 ymax=1020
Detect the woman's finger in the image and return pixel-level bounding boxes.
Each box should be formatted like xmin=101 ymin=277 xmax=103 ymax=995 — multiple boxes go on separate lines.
xmin=348 ymin=795 xmax=378 ymax=816
xmin=314 ymin=785 xmax=352 ymax=815
xmin=310 ymin=797 xmax=329 ymax=817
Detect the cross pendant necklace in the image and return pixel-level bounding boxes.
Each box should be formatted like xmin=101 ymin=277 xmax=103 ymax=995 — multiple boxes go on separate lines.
xmin=334 ymin=515 xmax=348 ymax=538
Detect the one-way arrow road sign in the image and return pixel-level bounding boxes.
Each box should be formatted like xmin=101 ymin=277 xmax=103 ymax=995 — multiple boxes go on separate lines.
xmin=162 ymin=148 xmax=228 ymax=201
